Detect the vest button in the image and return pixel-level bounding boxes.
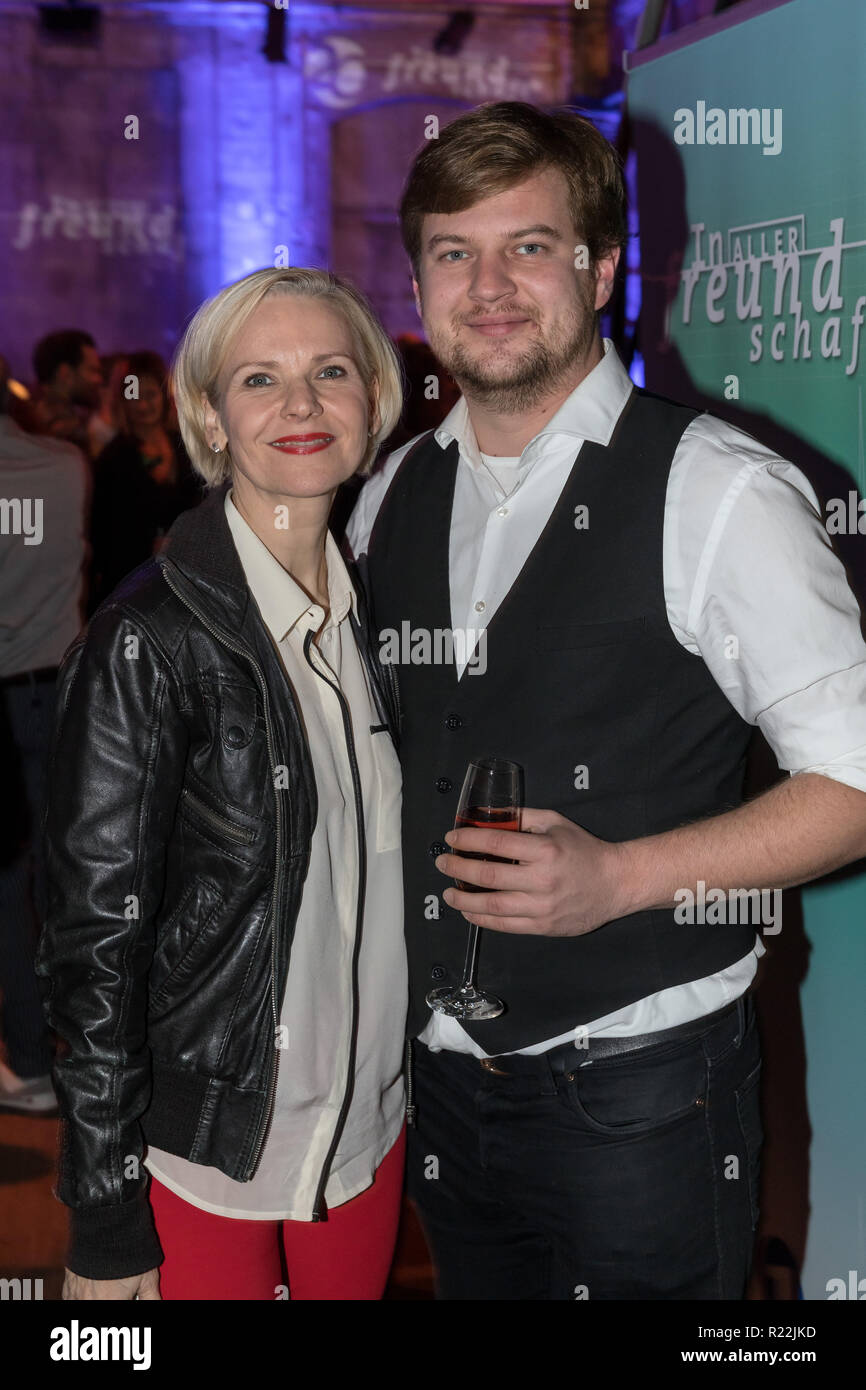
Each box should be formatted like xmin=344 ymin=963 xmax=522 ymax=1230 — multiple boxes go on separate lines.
xmin=445 ymin=713 xmax=463 ymax=730
xmin=225 ymin=724 xmax=246 ymax=747
xmin=431 ymin=965 xmax=447 ymax=981
xmin=430 ymin=841 xmax=448 ymax=857
xmin=435 ymin=777 xmax=453 ymax=793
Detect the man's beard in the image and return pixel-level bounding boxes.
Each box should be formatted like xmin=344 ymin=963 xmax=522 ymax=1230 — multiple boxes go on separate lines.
xmin=425 ymin=292 xmax=598 ymax=415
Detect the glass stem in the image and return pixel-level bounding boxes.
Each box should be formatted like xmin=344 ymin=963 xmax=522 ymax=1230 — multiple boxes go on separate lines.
xmin=461 ymin=922 xmax=481 ymax=988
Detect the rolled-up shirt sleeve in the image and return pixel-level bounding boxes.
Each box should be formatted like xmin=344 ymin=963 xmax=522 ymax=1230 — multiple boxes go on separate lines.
xmin=666 ymin=417 xmax=866 ymax=794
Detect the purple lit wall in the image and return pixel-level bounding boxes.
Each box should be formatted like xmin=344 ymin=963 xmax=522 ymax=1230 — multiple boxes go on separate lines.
xmin=0 ymin=0 xmax=584 ymax=380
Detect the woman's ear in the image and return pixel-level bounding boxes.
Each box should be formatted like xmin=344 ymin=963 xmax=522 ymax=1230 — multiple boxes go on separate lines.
xmin=201 ymin=391 xmax=227 ymax=451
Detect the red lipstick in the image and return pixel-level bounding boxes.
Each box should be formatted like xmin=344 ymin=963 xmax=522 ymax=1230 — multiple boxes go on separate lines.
xmin=269 ymin=433 xmax=335 ymax=454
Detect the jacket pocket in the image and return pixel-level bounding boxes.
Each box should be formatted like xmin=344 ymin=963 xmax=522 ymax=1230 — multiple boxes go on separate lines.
xmin=180 ymin=786 xmax=257 ymax=845
xmin=218 ymin=682 xmax=261 ymax=751
xmin=149 ymin=876 xmax=226 ymax=1012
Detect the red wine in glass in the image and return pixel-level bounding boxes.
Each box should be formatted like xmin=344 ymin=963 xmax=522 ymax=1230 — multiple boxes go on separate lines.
xmin=454 ymin=807 xmax=521 ymax=891
xmin=427 ymin=757 xmax=524 ymax=1021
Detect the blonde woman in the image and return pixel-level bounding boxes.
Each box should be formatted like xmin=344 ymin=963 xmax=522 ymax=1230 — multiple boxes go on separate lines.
xmin=37 ymin=268 xmax=407 ymax=1300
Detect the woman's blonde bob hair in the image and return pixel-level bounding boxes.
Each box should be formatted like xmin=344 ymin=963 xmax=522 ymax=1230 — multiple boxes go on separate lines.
xmin=171 ymin=267 xmax=404 ymax=488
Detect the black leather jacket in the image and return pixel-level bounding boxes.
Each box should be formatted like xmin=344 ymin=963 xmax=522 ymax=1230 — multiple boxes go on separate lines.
xmin=36 ymin=480 xmax=399 ymax=1281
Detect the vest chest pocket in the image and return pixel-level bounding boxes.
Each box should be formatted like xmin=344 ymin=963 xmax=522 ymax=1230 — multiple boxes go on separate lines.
xmin=368 ymin=727 xmax=402 ymax=854
xmin=536 ymin=617 xmax=648 ymax=652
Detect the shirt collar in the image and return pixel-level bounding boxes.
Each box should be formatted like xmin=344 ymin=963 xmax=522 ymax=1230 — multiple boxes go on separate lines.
xmin=224 ymin=488 xmax=356 ymax=641
xmin=433 ymin=338 xmax=634 ymax=469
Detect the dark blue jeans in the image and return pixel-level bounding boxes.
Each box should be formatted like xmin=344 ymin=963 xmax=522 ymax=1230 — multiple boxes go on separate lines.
xmin=407 ymin=994 xmax=762 ymax=1300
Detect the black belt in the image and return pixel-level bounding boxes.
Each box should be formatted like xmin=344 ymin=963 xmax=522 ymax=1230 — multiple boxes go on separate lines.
xmin=476 ymin=997 xmax=748 ymax=1079
xmin=0 ymin=665 xmax=60 ymax=688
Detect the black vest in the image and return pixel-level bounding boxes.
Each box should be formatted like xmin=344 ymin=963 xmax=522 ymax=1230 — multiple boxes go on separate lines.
xmin=366 ymin=387 xmax=756 ymax=1050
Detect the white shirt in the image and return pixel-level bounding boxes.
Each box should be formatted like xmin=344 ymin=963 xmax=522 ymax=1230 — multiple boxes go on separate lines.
xmin=145 ymin=488 xmax=406 ymax=1216
xmin=346 ymin=339 xmax=866 ymax=1058
xmin=0 ymin=414 xmax=88 ymax=678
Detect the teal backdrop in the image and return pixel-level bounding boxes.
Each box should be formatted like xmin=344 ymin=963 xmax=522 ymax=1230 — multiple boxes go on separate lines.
xmin=627 ymin=0 xmax=866 ymax=1301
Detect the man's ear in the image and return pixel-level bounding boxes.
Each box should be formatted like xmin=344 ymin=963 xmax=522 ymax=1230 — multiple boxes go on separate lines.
xmin=411 ymin=275 xmax=423 ymax=321
xmin=201 ymin=391 xmax=227 ymax=451
xmin=593 ymin=247 xmax=621 ymax=313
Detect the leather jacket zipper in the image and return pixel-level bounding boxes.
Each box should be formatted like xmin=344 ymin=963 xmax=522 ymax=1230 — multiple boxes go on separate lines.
xmin=381 ymin=650 xmax=401 ymax=736
xmin=347 ymin=607 xmax=401 ymax=746
xmin=181 ymin=787 xmax=256 ymax=845
xmin=159 ymin=559 xmax=282 ymax=1179
xmin=302 ymin=626 xmax=367 ymax=1222
xmin=405 ymin=1038 xmax=416 ymax=1127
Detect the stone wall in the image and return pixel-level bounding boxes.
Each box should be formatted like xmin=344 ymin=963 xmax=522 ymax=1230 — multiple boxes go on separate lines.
xmin=0 ymin=0 xmax=582 ymax=377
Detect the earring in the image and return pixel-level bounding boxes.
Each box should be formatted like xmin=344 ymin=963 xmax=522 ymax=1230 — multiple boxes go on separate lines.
xmin=211 ymin=442 xmax=222 ymax=453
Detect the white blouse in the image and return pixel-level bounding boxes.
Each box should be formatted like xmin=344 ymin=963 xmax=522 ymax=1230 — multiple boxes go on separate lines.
xmin=144 ymin=488 xmax=406 ymax=1218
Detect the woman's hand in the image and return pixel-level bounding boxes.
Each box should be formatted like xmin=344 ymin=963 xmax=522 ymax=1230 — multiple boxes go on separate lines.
xmin=62 ymin=1267 xmax=162 ymax=1300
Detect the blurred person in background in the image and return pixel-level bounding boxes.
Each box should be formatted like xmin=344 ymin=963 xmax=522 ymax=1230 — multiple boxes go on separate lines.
xmin=330 ymin=334 xmax=457 ymax=543
xmin=386 ymin=334 xmax=461 ymax=453
xmin=88 ymin=353 xmax=130 ymax=457
xmin=21 ymin=330 xmax=103 ymax=460
xmin=87 ymin=350 xmax=202 ymax=614
xmin=0 ymin=353 xmax=88 ymax=1112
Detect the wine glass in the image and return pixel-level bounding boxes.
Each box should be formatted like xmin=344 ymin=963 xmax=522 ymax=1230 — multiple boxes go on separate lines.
xmin=427 ymin=756 xmax=524 ymax=1021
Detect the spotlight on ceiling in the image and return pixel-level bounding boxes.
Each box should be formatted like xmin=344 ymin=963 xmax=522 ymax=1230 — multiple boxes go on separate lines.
xmin=263 ymin=5 xmax=288 ymax=64
xmin=38 ymin=3 xmax=102 ymax=44
xmin=433 ymin=10 xmax=476 ymax=57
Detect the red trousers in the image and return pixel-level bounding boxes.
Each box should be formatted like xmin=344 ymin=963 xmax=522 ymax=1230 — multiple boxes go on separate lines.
xmin=149 ymin=1125 xmax=406 ymax=1300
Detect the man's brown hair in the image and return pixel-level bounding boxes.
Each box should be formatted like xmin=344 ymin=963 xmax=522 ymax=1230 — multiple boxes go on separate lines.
xmin=399 ymin=101 xmax=629 ymax=279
